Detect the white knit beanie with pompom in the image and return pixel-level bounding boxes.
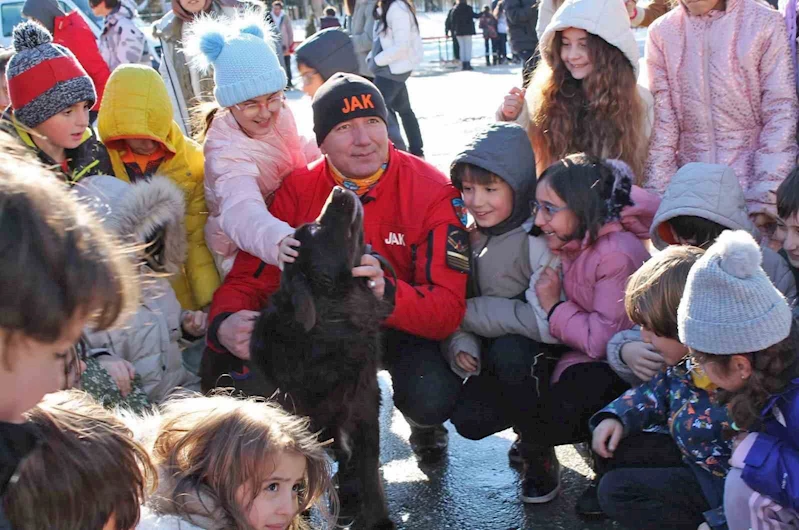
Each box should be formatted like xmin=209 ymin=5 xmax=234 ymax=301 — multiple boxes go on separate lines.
xmin=678 ymin=230 xmax=792 ymax=354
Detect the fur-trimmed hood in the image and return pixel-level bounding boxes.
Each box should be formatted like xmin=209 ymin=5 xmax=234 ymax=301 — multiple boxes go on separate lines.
xmin=74 ymin=175 xmax=187 ymax=274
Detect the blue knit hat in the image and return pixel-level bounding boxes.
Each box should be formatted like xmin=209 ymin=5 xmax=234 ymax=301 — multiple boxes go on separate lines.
xmin=185 ymin=12 xmax=286 ymax=108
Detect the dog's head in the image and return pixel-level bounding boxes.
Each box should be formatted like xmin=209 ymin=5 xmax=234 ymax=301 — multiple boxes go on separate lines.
xmin=282 ymin=186 xmax=365 ymax=331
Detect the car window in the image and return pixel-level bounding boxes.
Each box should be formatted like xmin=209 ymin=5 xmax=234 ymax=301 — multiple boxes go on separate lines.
xmin=1 ymin=2 xmax=24 ymax=37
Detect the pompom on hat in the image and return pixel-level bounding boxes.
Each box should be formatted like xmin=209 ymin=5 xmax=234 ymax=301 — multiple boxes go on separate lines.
xmin=184 ymin=12 xmax=287 ymax=108
xmin=6 ymin=21 xmax=96 ymax=129
xmin=678 ymin=230 xmax=792 ymax=354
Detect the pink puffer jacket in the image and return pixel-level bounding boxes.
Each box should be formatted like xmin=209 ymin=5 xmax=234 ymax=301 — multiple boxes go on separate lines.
xmin=548 ymin=186 xmax=660 ymax=382
xmin=644 ymin=0 xmax=798 ymax=218
xmin=203 ymin=106 xmax=321 ymax=275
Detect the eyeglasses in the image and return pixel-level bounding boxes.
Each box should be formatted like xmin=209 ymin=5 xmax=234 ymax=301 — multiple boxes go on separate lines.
xmin=234 ymin=93 xmax=285 ymax=118
xmin=530 ymin=199 xmax=568 ymax=220
xmin=62 ymin=337 xmax=88 ymax=390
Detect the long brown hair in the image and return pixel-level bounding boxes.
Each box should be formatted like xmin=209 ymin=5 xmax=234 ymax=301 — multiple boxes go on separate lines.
xmin=149 ymin=394 xmax=336 ymax=530
xmin=694 ymin=323 xmax=799 ymax=431
xmin=373 ymin=0 xmax=418 ymax=34
xmin=528 ymin=31 xmax=647 ymax=182
xmin=5 ymin=390 xmax=156 ymax=530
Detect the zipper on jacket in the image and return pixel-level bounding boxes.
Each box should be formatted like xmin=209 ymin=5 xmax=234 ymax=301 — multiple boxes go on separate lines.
xmin=409 ymin=244 xmax=417 ymax=285
xmin=701 ymin=23 xmax=717 ymax=162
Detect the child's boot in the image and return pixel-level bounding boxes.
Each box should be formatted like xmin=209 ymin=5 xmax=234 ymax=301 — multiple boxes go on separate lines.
xmin=519 ymin=443 xmax=561 ymax=503
xmin=485 ymin=54 xmax=491 ymax=66
xmin=575 ymin=448 xmax=608 ymax=519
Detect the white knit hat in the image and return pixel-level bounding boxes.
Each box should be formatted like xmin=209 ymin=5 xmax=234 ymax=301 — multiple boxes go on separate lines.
xmin=678 ymin=230 xmax=792 ymax=354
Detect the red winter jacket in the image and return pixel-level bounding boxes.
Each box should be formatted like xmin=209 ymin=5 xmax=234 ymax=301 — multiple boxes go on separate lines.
xmin=53 ymin=12 xmax=110 ymax=111
xmin=207 ymin=147 xmax=469 ymax=354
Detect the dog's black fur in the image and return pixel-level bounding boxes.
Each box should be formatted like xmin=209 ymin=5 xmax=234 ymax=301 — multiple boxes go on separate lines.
xmin=250 ymin=187 xmax=395 ymax=530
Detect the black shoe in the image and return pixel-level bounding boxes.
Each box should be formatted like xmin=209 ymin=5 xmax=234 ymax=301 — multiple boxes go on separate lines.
xmin=575 ymin=478 xmax=606 ymax=519
xmin=508 ymin=435 xmax=523 ymax=465
xmin=520 ymin=446 xmax=561 ymax=504
xmin=409 ymin=423 xmax=448 ymax=462
xmin=466 ymin=61 xmax=474 ymax=70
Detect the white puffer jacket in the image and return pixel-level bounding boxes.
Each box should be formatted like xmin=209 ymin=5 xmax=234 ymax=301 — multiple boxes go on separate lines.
xmin=369 ymin=0 xmax=424 ymax=74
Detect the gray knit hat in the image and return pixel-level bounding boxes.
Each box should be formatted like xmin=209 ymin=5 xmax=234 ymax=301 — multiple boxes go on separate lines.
xmin=7 ymin=21 xmax=96 ymax=129
xmin=678 ymin=230 xmax=792 ymax=354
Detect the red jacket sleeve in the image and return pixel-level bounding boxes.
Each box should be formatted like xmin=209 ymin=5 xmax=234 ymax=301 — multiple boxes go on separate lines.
xmin=384 ymin=187 xmax=468 ymax=341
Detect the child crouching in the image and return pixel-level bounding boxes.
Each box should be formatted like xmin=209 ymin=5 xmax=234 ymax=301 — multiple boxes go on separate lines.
xmin=137 ymin=394 xmax=335 ymax=530
xmin=682 ymin=230 xmax=799 ymax=530
xmin=76 ymin=175 xmax=203 ymax=410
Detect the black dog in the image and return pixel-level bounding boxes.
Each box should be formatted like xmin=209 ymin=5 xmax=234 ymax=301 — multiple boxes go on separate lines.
xmin=250 ymin=187 xmax=395 ymax=530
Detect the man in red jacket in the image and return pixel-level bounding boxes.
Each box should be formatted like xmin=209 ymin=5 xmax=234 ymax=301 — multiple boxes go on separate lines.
xmin=22 ymin=0 xmax=110 ymax=114
xmin=203 ymin=73 xmax=469 ymax=459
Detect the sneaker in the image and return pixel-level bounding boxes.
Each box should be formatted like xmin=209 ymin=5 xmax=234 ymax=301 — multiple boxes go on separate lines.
xmin=520 ymin=447 xmax=561 ymax=504
xmin=508 ymin=435 xmax=523 ymax=465
xmin=575 ymin=478 xmax=606 ymax=519
xmin=409 ymin=423 xmax=448 ymax=462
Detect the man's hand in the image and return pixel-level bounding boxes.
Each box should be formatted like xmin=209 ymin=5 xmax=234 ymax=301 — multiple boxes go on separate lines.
xmin=501 ymin=87 xmax=526 ymax=121
xmin=97 ymin=356 xmax=136 ymax=398
xmin=620 ymin=341 xmax=664 ymax=382
xmin=592 ymin=418 xmax=624 ymax=459
xmin=217 ymin=310 xmax=260 ymax=360
xmin=455 ymin=351 xmax=478 ymax=373
xmin=353 ymin=254 xmax=386 ymax=300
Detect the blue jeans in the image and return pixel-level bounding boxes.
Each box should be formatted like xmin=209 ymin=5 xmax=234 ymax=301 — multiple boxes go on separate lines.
xmin=450 ymin=334 xmax=542 ymax=440
xmin=373 ymin=76 xmax=424 ymax=157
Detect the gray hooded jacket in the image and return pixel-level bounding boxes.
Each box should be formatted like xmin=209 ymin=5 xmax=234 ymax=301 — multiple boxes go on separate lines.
xmin=442 ymin=123 xmax=559 ymax=378
xmin=607 ymin=162 xmax=797 ymax=386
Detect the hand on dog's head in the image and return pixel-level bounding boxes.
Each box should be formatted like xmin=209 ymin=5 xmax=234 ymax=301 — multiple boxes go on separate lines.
xmin=280 ymin=187 xmax=367 ymax=332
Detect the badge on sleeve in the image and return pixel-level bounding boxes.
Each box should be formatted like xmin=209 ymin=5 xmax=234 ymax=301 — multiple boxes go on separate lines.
xmin=451 ymin=198 xmax=468 ymax=227
xmin=446 ymin=225 xmax=470 ymax=273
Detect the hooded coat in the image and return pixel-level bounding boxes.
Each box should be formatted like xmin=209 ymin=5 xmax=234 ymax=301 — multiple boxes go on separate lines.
xmin=644 ymin=0 xmax=798 ymax=218
xmin=294 ymin=28 xmax=360 ymax=81
xmin=548 ymin=184 xmax=660 ymax=382
xmin=98 ymin=65 xmax=220 ymax=310
xmin=497 ymin=0 xmax=654 ymax=176
xmin=76 ymin=175 xmax=201 ymax=404
xmin=442 ymin=123 xmax=558 ymax=378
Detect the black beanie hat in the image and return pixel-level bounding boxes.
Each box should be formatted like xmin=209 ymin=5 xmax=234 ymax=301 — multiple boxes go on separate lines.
xmin=312 ymin=73 xmax=388 ymax=146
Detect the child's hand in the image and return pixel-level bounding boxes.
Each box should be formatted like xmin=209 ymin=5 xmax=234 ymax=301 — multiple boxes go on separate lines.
xmin=624 ymin=0 xmax=637 ymax=17
xmin=620 ymin=341 xmax=664 ymax=382
xmin=535 ymin=266 xmax=561 ymax=314
xmin=182 ymin=310 xmax=208 ymax=337
xmin=592 ymin=418 xmax=624 ymax=459
xmin=455 ymin=351 xmax=478 ymax=373
xmin=218 ymin=310 xmax=260 ymax=360
xmin=501 ymin=87 xmax=526 ymax=121
xmin=278 ymin=235 xmax=300 ymax=271
xmin=98 ymin=356 xmax=136 ymax=398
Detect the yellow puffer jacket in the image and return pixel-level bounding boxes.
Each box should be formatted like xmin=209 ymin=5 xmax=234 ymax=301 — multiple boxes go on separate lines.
xmin=98 ymin=64 xmax=219 ymax=309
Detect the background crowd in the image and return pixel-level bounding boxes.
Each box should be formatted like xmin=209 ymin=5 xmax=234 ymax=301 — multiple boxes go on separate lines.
xmin=1 ymin=0 xmax=799 ymax=528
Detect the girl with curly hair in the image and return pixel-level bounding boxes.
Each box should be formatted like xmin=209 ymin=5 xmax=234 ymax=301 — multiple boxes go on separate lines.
xmin=498 ymin=0 xmax=653 ymax=181
xmin=681 ymin=230 xmax=799 ymax=530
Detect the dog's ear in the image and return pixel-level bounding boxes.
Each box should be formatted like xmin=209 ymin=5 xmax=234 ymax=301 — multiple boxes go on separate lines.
xmin=290 ymin=273 xmax=317 ymax=332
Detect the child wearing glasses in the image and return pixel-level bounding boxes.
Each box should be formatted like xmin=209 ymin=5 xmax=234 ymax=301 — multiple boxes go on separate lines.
xmin=521 ymin=154 xmax=659 ymax=507
xmin=97 ymin=64 xmax=220 ymax=311
xmin=590 ymin=243 xmax=733 ymax=530
xmin=187 ymin=12 xmax=321 ymax=278
xmin=680 ymin=230 xmax=799 ymax=530
xmin=443 ymin=123 xmax=558 ymax=499
xmin=0 ymin=134 xmax=138 ymax=527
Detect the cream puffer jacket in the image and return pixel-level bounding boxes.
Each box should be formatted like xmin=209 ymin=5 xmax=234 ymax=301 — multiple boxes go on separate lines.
xmin=644 ymin=0 xmax=798 ymax=218
xmin=203 ymin=106 xmax=321 ymax=276
xmin=369 ymin=0 xmax=424 ymax=75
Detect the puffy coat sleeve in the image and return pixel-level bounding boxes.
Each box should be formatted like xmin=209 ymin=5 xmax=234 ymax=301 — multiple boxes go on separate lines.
xmin=183 ymin=141 xmax=220 ymax=309
xmin=548 ymin=252 xmax=638 ymax=360
xmin=643 ymin=27 xmax=680 ymax=195
xmin=606 ymin=327 xmax=646 ymax=387
xmin=373 ymin=3 xmax=413 ymax=67
xmin=589 ymin=370 xmax=670 ymax=435
xmin=205 ymin=145 xmax=295 ymax=267
xmin=383 ymin=187 xmax=468 ymax=340
xmin=460 ymin=237 xmax=559 ymax=344
xmin=441 ymin=329 xmax=481 ymax=378
xmin=749 ymin=20 xmax=799 ymax=218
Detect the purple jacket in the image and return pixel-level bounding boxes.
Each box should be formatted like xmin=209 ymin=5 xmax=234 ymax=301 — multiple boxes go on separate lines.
xmin=548 ymin=186 xmax=660 ymax=381
xmin=738 ymin=378 xmax=799 ymax=512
